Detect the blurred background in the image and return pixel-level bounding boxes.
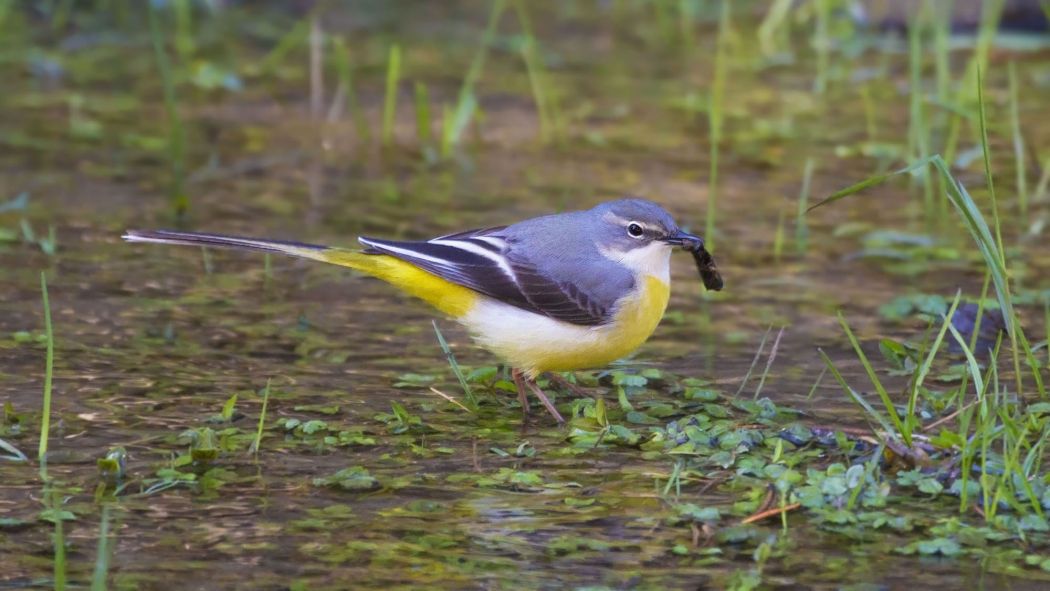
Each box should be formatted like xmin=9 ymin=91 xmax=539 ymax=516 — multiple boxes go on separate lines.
xmin=1 ymin=1 xmax=1049 ymax=589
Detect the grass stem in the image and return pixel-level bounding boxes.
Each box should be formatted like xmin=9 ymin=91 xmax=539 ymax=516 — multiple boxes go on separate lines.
xmin=250 ymin=379 xmax=271 ymax=457
xmin=753 ymin=327 xmax=784 ymax=400
xmin=39 ymin=272 xmax=54 ymax=464
xmin=148 ymin=3 xmax=188 ymax=219
xmin=414 ymin=81 xmax=432 ymax=147
xmin=813 ymin=0 xmax=829 ymax=94
xmin=382 ymin=44 xmax=401 ymax=148
xmin=90 ymin=505 xmax=112 ymax=591
xmin=1008 ymin=61 xmax=1027 ymax=217
xmin=795 ymin=157 xmax=815 ymax=255
xmin=705 ymin=0 xmax=729 ymax=251
xmin=736 ymin=326 xmax=772 ymax=396
xmin=432 ymin=321 xmax=477 ymax=409
xmin=330 ymin=36 xmax=371 ymax=143
xmin=51 ymin=490 xmax=66 ymax=591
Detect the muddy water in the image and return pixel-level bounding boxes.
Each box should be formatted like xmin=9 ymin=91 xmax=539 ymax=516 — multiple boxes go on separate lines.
xmin=2 ymin=3 xmax=1049 ymax=589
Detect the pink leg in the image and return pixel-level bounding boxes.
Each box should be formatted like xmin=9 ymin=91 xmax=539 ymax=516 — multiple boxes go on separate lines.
xmin=511 ymin=368 xmax=531 ymax=424
xmin=524 ymin=376 xmax=565 ymax=423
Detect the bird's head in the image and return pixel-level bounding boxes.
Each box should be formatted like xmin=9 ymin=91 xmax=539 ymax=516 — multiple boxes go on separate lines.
xmin=590 ymin=198 xmax=722 ymax=290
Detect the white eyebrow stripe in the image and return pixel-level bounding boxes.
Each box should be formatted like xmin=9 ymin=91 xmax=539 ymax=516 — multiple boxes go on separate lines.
xmin=429 ymin=238 xmax=518 ymax=282
xmin=602 ymin=212 xmax=664 ymax=234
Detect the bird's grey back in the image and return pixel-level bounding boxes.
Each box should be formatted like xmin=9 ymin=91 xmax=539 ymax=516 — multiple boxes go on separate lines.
xmin=500 ymin=206 xmax=637 ymax=315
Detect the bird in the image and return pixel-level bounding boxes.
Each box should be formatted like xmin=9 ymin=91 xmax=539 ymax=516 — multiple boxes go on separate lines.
xmin=123 ymin=198 xmax=722 ymax=423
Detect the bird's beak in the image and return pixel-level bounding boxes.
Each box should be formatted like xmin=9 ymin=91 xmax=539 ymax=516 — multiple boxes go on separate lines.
xmin=662 ymin=229 xmax=705 ymax=251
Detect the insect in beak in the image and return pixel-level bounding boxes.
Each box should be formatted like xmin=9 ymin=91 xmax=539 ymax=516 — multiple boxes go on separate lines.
xmin=663 ymin=230 xmax=723 ymax=291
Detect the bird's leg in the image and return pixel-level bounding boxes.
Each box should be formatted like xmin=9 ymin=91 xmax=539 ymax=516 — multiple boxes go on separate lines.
xmin=511 ymin=368 xmax=531 ymax=424
xmin=524 ymin=375 xmax=565 ymax=424
xmin=545 ymin=372 xmax=593 ymax=399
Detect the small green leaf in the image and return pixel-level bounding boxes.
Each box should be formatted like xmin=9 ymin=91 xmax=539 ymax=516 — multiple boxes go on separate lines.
xmin=221 ymin=393 xmax=238 ymax=421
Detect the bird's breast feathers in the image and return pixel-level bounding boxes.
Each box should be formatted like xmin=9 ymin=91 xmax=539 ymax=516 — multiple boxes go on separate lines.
xmin=461 ymin=271 xmax=671 ymax=377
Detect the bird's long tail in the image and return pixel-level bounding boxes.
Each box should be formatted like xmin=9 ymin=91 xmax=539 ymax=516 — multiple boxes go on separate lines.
xmin=122 ymin=229 xmax=478 ymax=317
xmin=123 ymin=229 xmax=344 ymax=265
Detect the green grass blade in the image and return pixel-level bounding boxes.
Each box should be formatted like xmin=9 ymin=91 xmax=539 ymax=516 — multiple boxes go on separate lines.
xmin=250 ymin=379 xmax=271 ymax=457
xmin=90 ymin=505 xmax=112 ymax=591
xmin=909 ymin=291 xmax=962 ymax=419
xmin=736 ymin=325 xmax=772 ymax=396
xmin=819 ymin=348 xmax=897 ymax=437
xmin=445 ymin=0 xmax=506 ymax=153
xmin=975 ymin=67 xmax=1006 ymax=266
xmin=837 ymin=312 xmax=909 ymax=444
xmin=808 ymin=157 xmax=933 ymax=213
xmin=39 ymin=272 xmax=54 ymax=464
xmin=330 ymin=36 xmax=371 ymax=143
xmin=52 ymin=491 xmax=66 ymax=591
xmin=432 ymin=321 xmax=477 ymax=409
xmin=813 ymin=0 xmax=829 ymax=94
xmin=260 ymin=18 xmax=308 ymax=72
xmin=753 ymin=326 xmax=784 ymax=400
xmin=382 ymin=44 xmax=401 ymax=147
xmin=757 ymin=0 xmax=792 ymax=57
xmin=811 ymin=152 xmax=1018 ymax=370
xmin=929 ymin=156 xmax=1014 ymax=338
xmin=947 ymin=324 xmax=986 ymax=398
xmin=1008 ymin=62 xmax=1027 ymax=216
xmin=969 ymin=272 xmax=992 ymax=355
xmin=795 ymin=157 xmax=815 ymax=255
xmin=514 ymin=0 xmax=555 ymax=144
xmin=148 ymin=3 xmax=188 ymax=219
xmin=860 ymin=83 xmax=877 ymax=142
xmin=805 ymin=366 xmax=828 ymax=401
xmin=173 ymin=0 xmax=194 ymax=61
xmin=772 ymin=209 xmax=785 ymax=262
xmin=414 ymin=81 xmax=432 ymax=147
xmin=1014 ymin=324 xmax=1046 ymax=399
xmin=705 ymin=0 xmax=730 ymax=251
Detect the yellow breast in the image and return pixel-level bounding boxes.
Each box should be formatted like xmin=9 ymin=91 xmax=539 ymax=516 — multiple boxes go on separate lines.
xmin=462 ymin=275 xmax=670 ymax=377
xmin=530 ymin=275 xmax=670 ymax=373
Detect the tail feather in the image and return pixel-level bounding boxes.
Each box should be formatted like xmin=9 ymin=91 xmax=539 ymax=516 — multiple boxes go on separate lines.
xmin=123 ymin=229 xmax=480 ymax=318
xmin=122 ymin=229 xmax=335 ymax=262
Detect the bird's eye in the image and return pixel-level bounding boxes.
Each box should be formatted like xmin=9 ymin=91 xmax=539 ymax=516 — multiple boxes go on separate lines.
xmin=627 ymin=222 xmax=645 ymax=238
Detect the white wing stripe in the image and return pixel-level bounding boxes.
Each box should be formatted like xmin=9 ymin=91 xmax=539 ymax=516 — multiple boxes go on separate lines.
xmin=359 ymin=238 xmax=450 ymax=266
xmin=429 ymin=238 xmax=518 ymax=282
xmin=472 ymin=236 xmax=507 ymax=249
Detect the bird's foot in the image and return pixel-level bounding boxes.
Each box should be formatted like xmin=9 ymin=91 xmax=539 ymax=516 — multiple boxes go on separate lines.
xmin=513 ymin=368 xmax=565 ymax=424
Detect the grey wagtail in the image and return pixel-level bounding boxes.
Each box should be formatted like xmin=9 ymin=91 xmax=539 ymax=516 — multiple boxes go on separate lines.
xmin=123 ymin=198 xmax=722 ymax=423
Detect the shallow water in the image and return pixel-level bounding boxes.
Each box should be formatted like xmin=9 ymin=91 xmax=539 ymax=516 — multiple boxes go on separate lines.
xmin=2 ymin=2 xmax=1050 ymax=589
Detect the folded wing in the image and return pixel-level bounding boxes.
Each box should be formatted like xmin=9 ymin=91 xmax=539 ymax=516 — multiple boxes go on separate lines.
xmin=360 ymin=228 xmax=611 ymax=326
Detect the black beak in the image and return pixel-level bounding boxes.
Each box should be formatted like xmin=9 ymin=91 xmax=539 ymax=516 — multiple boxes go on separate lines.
xmin=663 ymin=230 xmax=705 ymax=251
xmin=665 ymin=230 xmax=723 ymax=292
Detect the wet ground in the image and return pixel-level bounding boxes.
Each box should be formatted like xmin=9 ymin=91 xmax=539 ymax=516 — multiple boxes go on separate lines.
xmin=2 ymin=2 xmax=1050 ymax=589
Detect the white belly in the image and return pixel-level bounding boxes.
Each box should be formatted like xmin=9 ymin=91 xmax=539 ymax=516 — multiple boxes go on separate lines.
xmin=458 ymin=274 xmax=671 ymax=377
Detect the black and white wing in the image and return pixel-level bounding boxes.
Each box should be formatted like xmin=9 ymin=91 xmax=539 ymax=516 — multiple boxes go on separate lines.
xmin=359 ymin=228 xmax=611 ymax=326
